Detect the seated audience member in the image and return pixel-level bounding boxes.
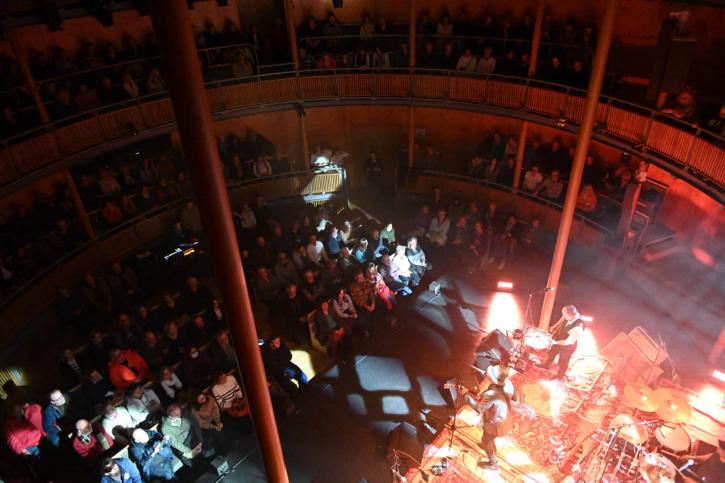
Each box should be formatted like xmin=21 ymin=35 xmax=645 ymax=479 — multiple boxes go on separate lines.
xmin=291 ymin=243 xmax=311 ymax=272
xmin=273 ymin=252 xmax=300 ymax=287
xmin=367 ymin=229 xmax=385 ymax=260
xmin=337 ymin=247 xmax=356 ymax=275
xmin=306 ymin=234 xmax=328 ymax=267
xmin=314 ymin=301 xmax=349 ymax=359
xmin=427 ymin=208 xmax=451 ymax=246
xmin=333 ymin=287 xmax=369 ymax=337
xmin=490 ymin=216 xmax=519 ymax=269
xmin=100 ymin=457 xmax=142 ymax=483
xmin=320 ymin=258 xmax=344 ymax=294
xmin=136 ymin=304 xmax=161 ymax=334
xmin=262 ymin=335 xmax=309 ymax=397
xmin=353 ymin=238 xmax=369 ymax=264
xmin=379 ymin=254 xmax=412 ymax=296
xmin=126 ymin=383 xmax=162 ymax=426
xmin=205 ymin=298 xmax=226 ymax=332
xmin=209 ymin=330 xmax=237 ymax=372
xmin=535 ymin=170 xmax=564 ymax=200
xmin=59 ymin=348 xmax=86 ymax=390
xmin=130 ymin=428 xmax=176 ymax=481
xmin=661 ymin=90 xmax=696 ymax=123
xmin=181 ymin=346 xmax=213 ymax=391
xmin=72 ymin=419 xmax=111 ymax=461
xmin=101 ymin=403 xmax=135 ymax=445
xmin=325 ymin=225 xmax=343 ymax=258
xmin=349 ymin=270 xmax=376 ymax=316
xmin=80 ymin=369 xmax=115 ymax=414
xmin=449 ymin=216 xmax=471 ymax=250
xmin=380 ymin=223 xmax=396 ymax=249
xmin=523 ymin=165 xmax=544 ymax=192
xmin=391 ymin=244 xmax=419 ymax=287
xmin=185 ymin=315 xmax=212 ymax=346
xmin=43 ymin=389 xmax=70 ymax=447
xmin=163 ymin=321 xmax=187 ymax=363
xmin=405 ymin=237 xmax=429 ymax=280
xmin=140 ymin=331 xmax=170 ymax=372
xmin=576 ymin=183 xmax=598 ymax=213
xmin=158 ymin=291 xmax=184 ymax=323
xmin=111 ymin=312 xmax=143 ymax=350
xmin=191 ymin=391 xmax=223 ymax=436
xmin=108 ymin=348 xmax=150 ymax=390
xmin=456 ymin=48 xmax=478 ymax=72
xmin=468 ymin=156 xmax=486 ymax=178
xmin=411 ymin=205 xmax=433 ymax=238
xmin=251 ymin=235 xmax=274 ymax=269
xmin=255 ymin=267 xmax=282 ymax=309
xmin=300 ymin=269 xmax=325 ymax=312
xmin=212 ymin=372 xmax=245 ymax=414
xmin=159 ymin=366 xmax=184 ymax=402
xmin=161 ymin=404 xmax=202 ymax=465
xmin=84 ymin=331 xmax=111 ymax=371
xmin=365 ymin=263 xmax=396 ymax=312
xmin=339 ymin=220 xmax=354 ymax=245
xmin=4 ymin=403 xmax=43 ymax=457
xmin=280 ymin=284 xmax=307 ymax=344
xmin=182 ymin=276 xmax=214 ymax=315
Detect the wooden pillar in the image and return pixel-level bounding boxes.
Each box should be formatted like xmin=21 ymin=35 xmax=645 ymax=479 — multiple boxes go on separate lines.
xmin=64 ymin=168 xmax=95 ymax=240
xmin=299 ymin=113 xmax=309 ymax=170
xmin=150 ymin=2 xmax=288 ymax=481
xmin=7 ymin=30 xmax=50 ymax=124
xmin=407 ymin=106 xmax=415 ymax=181
xmin=513 ymin=121 xmax=528 ymax=190
xmin=409 ymin=0 xmax=416 ymax=68
xmin=539 ymin=0 xmax=618 ymax=330
xmin=528 ymin=0 xmax=545 ymax=78
xmin=284 ymin=0 xmax=299 ymax=70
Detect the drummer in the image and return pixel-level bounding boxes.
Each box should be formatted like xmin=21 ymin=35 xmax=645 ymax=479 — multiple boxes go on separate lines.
xmin=536 ymin=305 xmax=584 ymax=381
xmin=686 ymin=435 xmax=724 ymax=482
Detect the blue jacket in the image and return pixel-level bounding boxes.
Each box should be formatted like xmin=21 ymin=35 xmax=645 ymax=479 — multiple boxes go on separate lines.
xmin=42 ymin=404 xmax=64 ymax=447
xmin=130 ymin=430 xmax=176 ymax=480
xmin=100 ymin=457 xmax=142 ymax=483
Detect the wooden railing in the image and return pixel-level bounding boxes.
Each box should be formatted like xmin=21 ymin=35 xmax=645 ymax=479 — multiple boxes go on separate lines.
xmin=0 ymin=70 xmax=723 ymax=199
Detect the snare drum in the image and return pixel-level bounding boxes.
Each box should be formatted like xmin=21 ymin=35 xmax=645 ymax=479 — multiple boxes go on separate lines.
xmin=523 ymin=327 xmax=553 ymax=351
xmin=654 ymin=425 xmax=691 ymax=454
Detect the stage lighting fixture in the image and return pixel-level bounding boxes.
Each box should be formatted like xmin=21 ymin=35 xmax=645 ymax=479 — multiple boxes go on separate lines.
xmin=497 ymin=281 xmax=513 ymax=290
xmin=580 ymin=315 xmax=594 ymax=322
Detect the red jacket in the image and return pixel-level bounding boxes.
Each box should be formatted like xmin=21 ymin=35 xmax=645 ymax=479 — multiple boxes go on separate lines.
xmin=108 ymin=350 xmax=149 ymax=390
xmin=4 ymin=404 xmax=43 ymax=455
xmin=72 ymin=427 xmax=112 ymax=459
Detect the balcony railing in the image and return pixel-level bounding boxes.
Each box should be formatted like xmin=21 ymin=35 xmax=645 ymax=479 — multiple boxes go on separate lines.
xmin=0 ymin=68 xmax=723 ymax=200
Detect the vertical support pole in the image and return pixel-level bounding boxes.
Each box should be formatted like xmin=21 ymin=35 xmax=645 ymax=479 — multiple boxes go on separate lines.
xmin=513 ymin=121 xmax=528 ymax=190
xmin=539 ymin=0 xmax=618 ymax=330
xmin=409 ymin=0 xmax=416 ymax=68
xmin=8 ymin=30 xmax=50 ymax=124
xmin=284 ymin=0 xmax=299 ymax=70
xmin=64 ymin=168 xmax=95 ymax=240
xmin=528 ymin=0 xmax=545 ymax=78
xmin=407 ymin=106 xmax=415 ymax=183
xmin=299 ymin=112 xmax=309 ymax=170
xmin=150 ymin=3 xmax=288 ymax=482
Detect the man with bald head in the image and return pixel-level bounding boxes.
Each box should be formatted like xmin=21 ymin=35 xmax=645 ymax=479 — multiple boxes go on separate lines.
xmin=43 ymin=389 xmax=70 ymax=447
xmin=537 ymin=305 xmax=585 ymax=380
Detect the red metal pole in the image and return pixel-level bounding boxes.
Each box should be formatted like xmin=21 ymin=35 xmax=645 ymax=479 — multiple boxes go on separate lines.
xmin=150 ymin=2 xmax=288 ymax=481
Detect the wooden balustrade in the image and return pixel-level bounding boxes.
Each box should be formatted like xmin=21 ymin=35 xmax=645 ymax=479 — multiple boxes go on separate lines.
xmin=0 ymin=73 xmax=722 ymax=198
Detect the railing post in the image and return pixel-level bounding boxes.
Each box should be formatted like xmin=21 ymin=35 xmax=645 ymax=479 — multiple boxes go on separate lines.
xmin=63 ymin=168 xmax=95 ymax=240
xmin=528 ymin=0 xmax=545 ymax=78
xmin=683 ymin=131 xmax=698 ymax=169
xmin=409 ymin=0 xmax=416 ymax=68
xmin=642 ymin=112 xmax=655 ymax=146
xmin=407 ymin=106 xmax=415 ymax=186
xmin=513 ymin=121 xmax=528 ymax=190
xmin=8 ymin=30 xmax=50 ymax=124
xmin=299 ymin=110 xmax=310 ymax=171
xmin=539 ymin=0 xmax=619 ymax=330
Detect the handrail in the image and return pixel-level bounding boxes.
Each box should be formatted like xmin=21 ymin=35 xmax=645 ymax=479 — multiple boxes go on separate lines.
xmin=413 ymin=169 xmax=615 ymax=235
xmin=0 ymin=170 xmax=314 ymax=311
xmin=0 ymin=69 xmax=722 ymax=198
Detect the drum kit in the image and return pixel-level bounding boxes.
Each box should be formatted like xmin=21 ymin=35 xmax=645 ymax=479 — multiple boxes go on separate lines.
xmin=577 ymin=383 xmax=694 ymax=482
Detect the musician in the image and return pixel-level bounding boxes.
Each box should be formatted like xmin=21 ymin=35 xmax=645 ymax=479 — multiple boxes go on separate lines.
xmin=537 ymin=305 xmax=584 ymax=380
xmin=462 ymin=365 xmax=514 ymax=470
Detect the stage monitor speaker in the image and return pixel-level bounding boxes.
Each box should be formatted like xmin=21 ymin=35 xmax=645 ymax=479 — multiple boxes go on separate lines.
xmin=601 ymin=331 xmax=664 ymax=385
xmin=386 ymin=422 xmax=424 ymax=469
xmin=628 ymin=326 xmax=669 ymax=366
xmin=438 ymin=370 xmax=485 ymax=408
xmin=476 ymin=329 xmax=514 ymax=364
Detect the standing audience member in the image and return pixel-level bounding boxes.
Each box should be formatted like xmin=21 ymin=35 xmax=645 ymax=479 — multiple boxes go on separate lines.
xmin=42 ymin=389 xmax=70 ymax=447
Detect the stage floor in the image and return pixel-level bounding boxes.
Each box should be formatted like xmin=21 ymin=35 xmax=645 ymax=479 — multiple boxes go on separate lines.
xmin=219 ymin=227 xmax=723 ymax=482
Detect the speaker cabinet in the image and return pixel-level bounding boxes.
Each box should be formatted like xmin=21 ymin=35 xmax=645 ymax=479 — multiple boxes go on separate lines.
xmin=476 ymin=329 xmax=514 ymax=364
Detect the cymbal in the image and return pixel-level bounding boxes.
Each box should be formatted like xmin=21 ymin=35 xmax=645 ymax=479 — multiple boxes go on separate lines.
xmin=623 ymin=384 xmax=659 ymax=412
xmin=611 ymin=413 xmax=649 ymax=444
xmin=654 ymin=388 xmax=691 ymax=423
xmin=639 ymin=452 xmax=677 ymax=483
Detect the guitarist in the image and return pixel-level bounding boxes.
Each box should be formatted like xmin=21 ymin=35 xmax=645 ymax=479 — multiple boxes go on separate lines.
xmin=461 ymin=365 xmax=514 ymax=470
xmin=536 ymin=305 xmax=584 ymax=381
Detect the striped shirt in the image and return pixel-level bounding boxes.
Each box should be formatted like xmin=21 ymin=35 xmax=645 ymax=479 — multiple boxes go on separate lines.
xmin=212 ymin=376 xmax=243 ymax=409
